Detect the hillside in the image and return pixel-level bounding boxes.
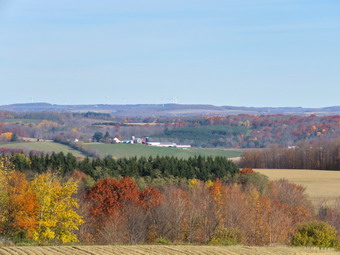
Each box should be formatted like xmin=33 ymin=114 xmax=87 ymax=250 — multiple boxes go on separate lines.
xmin=1 ymin=103 xmax=339 ymax=116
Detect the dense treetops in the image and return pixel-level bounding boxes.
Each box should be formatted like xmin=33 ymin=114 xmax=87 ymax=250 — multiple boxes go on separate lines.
xmin=6 ymin=152 xmax=240 ymax=181
xmin=0 ymin=155 xmax=340 ymax=247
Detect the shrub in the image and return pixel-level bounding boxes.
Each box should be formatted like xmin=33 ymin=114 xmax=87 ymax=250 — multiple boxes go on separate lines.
xmin=155 ymin=237 xmax=170 ymax=245
xmin=209 ymin=227 xmax=244 ymax=245
xmin=291 ymin=221 xmax=340 ymax=249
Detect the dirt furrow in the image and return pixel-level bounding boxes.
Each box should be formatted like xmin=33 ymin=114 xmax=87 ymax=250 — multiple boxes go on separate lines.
xmin=84 ymin=247 xmax=110 ymax=255
xmin=14 ymin=247 xmax=36 ymax=255
xmin=95 ymin=246 xmax=131 ymax=255
xmin=43 ymin=247 xmax=70 ymax=255
xmin=67 ymin=247 xmax=96 ymax=255
xmin=0 ymin=248 xmax=17 ymax=255
xmin=205 ymin=246 xmax=242 ymax=255
xmin=119 ymin=247 xmax=154 ymax=255
xmin=161 ymin=246 xmax=196 ymax=255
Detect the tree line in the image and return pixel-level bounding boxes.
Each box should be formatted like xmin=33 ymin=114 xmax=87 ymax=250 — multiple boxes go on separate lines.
xmin=7 ymin=152 xmax=239 ymax=181
xmin=240 ymin=139 xmax=340 ymax=170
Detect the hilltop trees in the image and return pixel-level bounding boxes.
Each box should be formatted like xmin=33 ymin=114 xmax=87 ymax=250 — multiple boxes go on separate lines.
xmin=1 ymin=154 xmax=338 ymax=247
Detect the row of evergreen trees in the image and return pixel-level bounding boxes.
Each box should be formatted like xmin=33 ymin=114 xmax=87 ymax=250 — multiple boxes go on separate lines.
xmin=9 ymin=152 xmax=240 ymax=181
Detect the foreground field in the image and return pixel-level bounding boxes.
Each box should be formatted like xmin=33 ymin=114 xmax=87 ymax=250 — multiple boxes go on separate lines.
xmin=256 ymin=169 xmax=340 ymax=205
xmin=83 ymin=143 xmax=242 ymax=159
xmin=0 ymin=245 xmax=338 ymax=255
xmin=0 ymin=142 xmax=85 ymax=158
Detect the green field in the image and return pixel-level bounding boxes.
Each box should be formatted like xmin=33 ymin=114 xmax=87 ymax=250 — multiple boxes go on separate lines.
xmin=0 ymin=142 xmax=85 ymax=158
xmin=84 ymin=143 xmax=242 ymax=159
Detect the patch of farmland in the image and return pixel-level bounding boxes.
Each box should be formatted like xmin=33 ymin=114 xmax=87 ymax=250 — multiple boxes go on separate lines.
xmin=0 ymin=142 xmax=85 ymax=158
xmin=0 ymin=245 xmax=338 ymax=255
xmin=83 ymin=143 xmax=242 ymax=159
xmin=256 ymin=169 xmax=340 ymax=205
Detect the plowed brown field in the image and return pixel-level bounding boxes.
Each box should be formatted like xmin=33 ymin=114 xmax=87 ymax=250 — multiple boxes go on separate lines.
xmin=0 ymin=246 xmax=338 ymax=255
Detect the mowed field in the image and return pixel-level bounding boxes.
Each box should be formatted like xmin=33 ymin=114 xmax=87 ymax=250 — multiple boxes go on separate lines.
xmin=256 ymin=169 xmax=340 ymax=205
xmin=0 ymin=142 xmax=85 ymax=158
xmin=0 ymin=245 xmax=338 ymax=255
xmin=83 ymin=143 xmax=242 ymax=159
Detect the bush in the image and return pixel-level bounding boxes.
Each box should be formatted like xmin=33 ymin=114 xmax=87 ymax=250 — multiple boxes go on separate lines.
xmin=155 ymin=237 xmax=170 ymax=245
xmin=209 ymin=227 xmax=244 ymax=245
xmin=291 ymin=221 xmax=340 ymax=249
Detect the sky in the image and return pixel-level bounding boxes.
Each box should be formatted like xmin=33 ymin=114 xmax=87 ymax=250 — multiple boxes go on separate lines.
xmin=0 ymin=0 xmax=339 ymax=107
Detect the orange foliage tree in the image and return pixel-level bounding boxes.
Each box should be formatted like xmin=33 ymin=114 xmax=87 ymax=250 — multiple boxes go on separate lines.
xmin=6 ymin=171 xmax=38 ymax=238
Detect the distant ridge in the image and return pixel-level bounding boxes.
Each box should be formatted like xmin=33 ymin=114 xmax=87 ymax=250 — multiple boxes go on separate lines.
xmin=0 ymin=103 xmax=339 ymax=116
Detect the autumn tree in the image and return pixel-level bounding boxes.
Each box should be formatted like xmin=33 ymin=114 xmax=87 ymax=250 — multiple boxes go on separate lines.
xmin=86 ymin=177 xmax=162 ymax=243
xmin=30 ymin=173 xmax=84 ymax=244
xmin=5 ymin=171 xmax=38 ymax=239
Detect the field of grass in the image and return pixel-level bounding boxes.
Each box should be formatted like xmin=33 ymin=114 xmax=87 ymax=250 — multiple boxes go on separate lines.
xmin=256 ymin=169 xmax=340 ymax=205
xmin=155 ymin=125 xmax=250 ymax=147
xmin=0 ymin=245 xmax=338 ymax=255
xmin=83 ymin=143 xmax=242 ymax=159
xmin=0 ymin=142 xmax=86 ymax=158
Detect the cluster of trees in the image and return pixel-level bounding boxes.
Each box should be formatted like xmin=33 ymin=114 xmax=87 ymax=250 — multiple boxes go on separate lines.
xmin=240 ymin=139 xmax=340 ymax=170
xmin=6 ymin=152 xmax=239 ymax=181
xmin=78 ymin=173 xmax=315 ymax=245
xmin=0 ymin=157 xmax=83 ymax=244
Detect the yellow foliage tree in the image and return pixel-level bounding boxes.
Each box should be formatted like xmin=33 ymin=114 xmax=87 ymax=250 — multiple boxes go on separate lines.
xmin=30 ymin=173 xmax=84 ymax=244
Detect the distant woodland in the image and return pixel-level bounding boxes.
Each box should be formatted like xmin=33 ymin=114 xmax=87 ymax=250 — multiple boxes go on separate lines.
xmin=241 ymin=139 xmax=340 ymax=170
xmin=0 ymin=111 xmax=339 ymax=148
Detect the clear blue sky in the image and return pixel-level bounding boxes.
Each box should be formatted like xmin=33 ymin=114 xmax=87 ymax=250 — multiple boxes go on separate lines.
xmin=1 ymin=0 xmax=339 ymax=107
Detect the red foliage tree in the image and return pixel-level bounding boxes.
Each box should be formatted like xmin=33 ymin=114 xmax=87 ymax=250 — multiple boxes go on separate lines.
xmin=87 ymin=177 xmax=162 ymax=218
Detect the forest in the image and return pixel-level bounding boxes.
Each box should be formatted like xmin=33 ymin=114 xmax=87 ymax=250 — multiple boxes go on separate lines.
xmin=1 ymin=156 xmax=340 ymax=248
